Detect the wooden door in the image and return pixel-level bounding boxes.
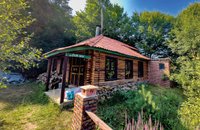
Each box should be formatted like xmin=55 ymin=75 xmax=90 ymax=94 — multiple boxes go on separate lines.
xmin=69 ymin=58 xmax=85 ymax=86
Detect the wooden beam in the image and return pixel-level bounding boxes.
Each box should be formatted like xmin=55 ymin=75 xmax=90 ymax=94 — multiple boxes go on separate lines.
xmin=90 ymin=51 xmax=95 ymax=84
xmin=60 ymin=56 xmax=68 ymax=104
xmin=86 ymin=111 xmax=113 ymax=130
xmin=46 ymin=58 xmax=52 ymax=91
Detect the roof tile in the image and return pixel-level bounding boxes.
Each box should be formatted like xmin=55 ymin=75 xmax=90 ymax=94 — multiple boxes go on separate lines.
xmin=46 ymin=35 xmax=150 ymax=60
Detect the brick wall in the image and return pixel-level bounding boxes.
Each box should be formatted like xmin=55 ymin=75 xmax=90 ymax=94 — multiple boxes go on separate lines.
xmin=72 ymin=93 xmax=98 ymax=130
xmin=72 ymin=85 xmax=112 ymax=130
xmin=148 ymin=58 xmax=171 ymax=87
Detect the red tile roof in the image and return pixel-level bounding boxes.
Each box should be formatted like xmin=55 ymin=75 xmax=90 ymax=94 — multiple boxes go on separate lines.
xmin=46 ymin=35 xmax=150 ymax=60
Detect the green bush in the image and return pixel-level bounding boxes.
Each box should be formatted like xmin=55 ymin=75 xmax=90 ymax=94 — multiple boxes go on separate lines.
xmin=155 ymin=91 xmax=185 ymax=130
xmin=97 ymin=84 xmax=185 ymax=130
xmin=125 ymin=85 xmax=158 ymax=120
xmin=178 ymin=97 xmax=200 ymax=130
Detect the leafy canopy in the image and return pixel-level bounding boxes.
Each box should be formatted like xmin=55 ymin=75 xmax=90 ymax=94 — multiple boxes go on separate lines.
xmin=73 ymin=0 xmax=132 ymax=43
xmin=0 ymin=0 xmax=41 ymax=88
xmin=131 ymin=12 xmax=174 ymax=58
xmin=168 ymin=3 xmax=200 ymax=98
xmin=168 ymin=3 xmax=200 ymax=129
xmin=0 ymin=0 xmax=41 ymax=71
xmin=28 ymin=0 xmax=75 ymax=53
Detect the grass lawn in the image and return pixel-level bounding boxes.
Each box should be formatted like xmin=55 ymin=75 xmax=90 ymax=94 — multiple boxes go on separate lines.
xmin=97 ymin=84 xmax=185 ymax=130
xmin=0 ymin=82 xmax=73 ymax=130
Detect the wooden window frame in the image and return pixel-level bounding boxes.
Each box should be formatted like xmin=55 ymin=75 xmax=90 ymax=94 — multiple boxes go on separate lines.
xmin=105 ymin=56 xmax=118 ymax=81
xmin=125 ymin=60 xmax=133 ymax=79
xmin=138 ymin=61 xmax=144 ymax=78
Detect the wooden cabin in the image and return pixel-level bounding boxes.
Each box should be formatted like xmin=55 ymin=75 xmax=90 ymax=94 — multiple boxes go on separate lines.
xmin=44 ymin=35 xmax=152 ymax=103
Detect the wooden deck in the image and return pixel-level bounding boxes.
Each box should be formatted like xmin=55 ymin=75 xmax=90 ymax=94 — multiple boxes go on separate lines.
xmin=45 ymin=88 xmax=73 ymax=106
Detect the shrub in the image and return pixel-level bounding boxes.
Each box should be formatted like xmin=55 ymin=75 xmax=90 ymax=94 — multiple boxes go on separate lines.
xmin=97 ymin=84 xmax=185 ymax=130
xmin=178 ymin=97 xmax=200 ymax=130
xmin=125 ymin=85 xmax=158 ymax=120
xmin=155 ymin=91 xmax=185 ymax=130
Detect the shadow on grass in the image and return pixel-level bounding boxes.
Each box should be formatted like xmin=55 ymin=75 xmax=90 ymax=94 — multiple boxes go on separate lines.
xmin=0 ymin=82 xmax=50 ymax=111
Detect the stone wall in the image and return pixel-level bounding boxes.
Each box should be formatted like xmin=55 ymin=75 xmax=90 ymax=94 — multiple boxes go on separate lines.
xmin=96 ymin=79 xmax=138 ymax=101
xmin=148 ymin=58 xmax=171 ymax=87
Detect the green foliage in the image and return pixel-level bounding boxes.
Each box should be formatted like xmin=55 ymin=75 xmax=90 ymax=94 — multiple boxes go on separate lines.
xmin=168 ymin=3 xmax=200 ymax=98
xmin=131 ymin=12 xmax=174 ymax=58
xmin=0 ymin=82 xmax=6 ymax=89
xmin=155 ymin=91 xmax=184 ymax=130
xmin=178 ymin=97 xmax=200 ymax=130
xmin=29 ymin=0 xmax=75 ymax=53
xmin=168 ymin=3 xmax=200 ymax=129
xmin=73 ymin=0 xmax=132 ymax=43
xmin=0 ymin=0 xmax=41 ymax=71
xmin=97 ymin=84 xmax=184 ymax=130
xmin=125 ymin=86 xmax=158 ymax=119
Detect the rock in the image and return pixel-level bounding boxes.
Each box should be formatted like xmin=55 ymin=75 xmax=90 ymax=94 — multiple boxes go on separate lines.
xmin=97 ymin=81 xmax=139 ymax=101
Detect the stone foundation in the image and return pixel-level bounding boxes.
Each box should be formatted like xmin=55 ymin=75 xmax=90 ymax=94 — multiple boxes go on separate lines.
xmin=96 ymin=79 xmax=139 ymax=101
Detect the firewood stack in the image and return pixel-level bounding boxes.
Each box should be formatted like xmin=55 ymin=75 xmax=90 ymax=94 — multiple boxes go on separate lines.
xmin=37 ymin=71 xmax=62 ymax=89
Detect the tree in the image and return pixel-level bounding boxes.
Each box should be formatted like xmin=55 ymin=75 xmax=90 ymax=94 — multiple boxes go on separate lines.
xmin=131 ymin=12 xmax=174 ymax=58
xmin=168 ymin=3 xmax=200 ymax=129
xmin=20 ymin=0 xmax=76 ymax=78
xmin=73 ymin=0 xmax=132 ymax=43
xmin=0 ymin=0 xmax=41 ymax=85
xmin=28 ymin=0 xmax=75 ymax=53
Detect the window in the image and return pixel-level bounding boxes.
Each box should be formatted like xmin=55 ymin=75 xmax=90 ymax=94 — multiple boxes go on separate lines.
xmin=105 ymin=57 xmax=117 ymax=81
xmin=138 ymin=61 xmax=144 ymax=77
xmin=125 ymin=60 xmax=133 ymax=79
xmin=159 ymin=63 xmax=165 ymax=70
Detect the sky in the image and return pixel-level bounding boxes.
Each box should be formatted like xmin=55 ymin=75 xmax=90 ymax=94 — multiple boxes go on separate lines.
xmin=69 ymin=0 xmax=199 ymax=16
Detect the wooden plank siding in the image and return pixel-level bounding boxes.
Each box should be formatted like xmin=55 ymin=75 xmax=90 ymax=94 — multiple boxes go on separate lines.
xmin=53 ymin=50 xmax=148 ymax=86
xmin=93 ymin=50 xmax=148 ymax=85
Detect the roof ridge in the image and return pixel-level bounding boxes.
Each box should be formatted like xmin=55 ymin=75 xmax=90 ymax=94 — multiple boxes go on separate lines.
xmin=89 ymin=35 xmax=104 ymax=46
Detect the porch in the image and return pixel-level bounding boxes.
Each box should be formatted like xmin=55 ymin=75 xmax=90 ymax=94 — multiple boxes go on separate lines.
xmin=44 ymin=88 xmax=73 ymax=106
xmin=45 ymin=51 xmax=92 ymax=105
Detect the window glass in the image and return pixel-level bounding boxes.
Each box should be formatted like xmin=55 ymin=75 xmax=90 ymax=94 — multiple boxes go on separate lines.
xmin=125 ymin=60 xmax=133 ymax=79
xmin=105 ymin=57 xmax=117 ymax=81
xmin=138 ymin=61 xmax=144 ymax=77
xmin=159 ymin=63 xmax=165 ymax=70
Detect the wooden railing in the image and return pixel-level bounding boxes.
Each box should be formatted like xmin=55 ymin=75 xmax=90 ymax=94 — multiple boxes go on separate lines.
xmin=86 ymin=111 xmax=113 ymax=130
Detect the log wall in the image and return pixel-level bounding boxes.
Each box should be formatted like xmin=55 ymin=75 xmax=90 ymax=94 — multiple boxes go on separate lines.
xmin=54 ymin=50 xmax=149 ymax=87
xmin=93 ymin=51 xmax=148 ymax=86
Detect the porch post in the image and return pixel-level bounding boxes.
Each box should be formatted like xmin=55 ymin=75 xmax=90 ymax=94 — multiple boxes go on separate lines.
xmin=46 ymin=58 xmax=52 ymax=91
xmin=60 ymin=56 xmax=68 ymax=104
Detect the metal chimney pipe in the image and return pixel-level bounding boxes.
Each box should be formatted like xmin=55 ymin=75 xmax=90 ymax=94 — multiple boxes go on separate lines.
xmin=95 ymin=25 xmax=101 ymax=36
